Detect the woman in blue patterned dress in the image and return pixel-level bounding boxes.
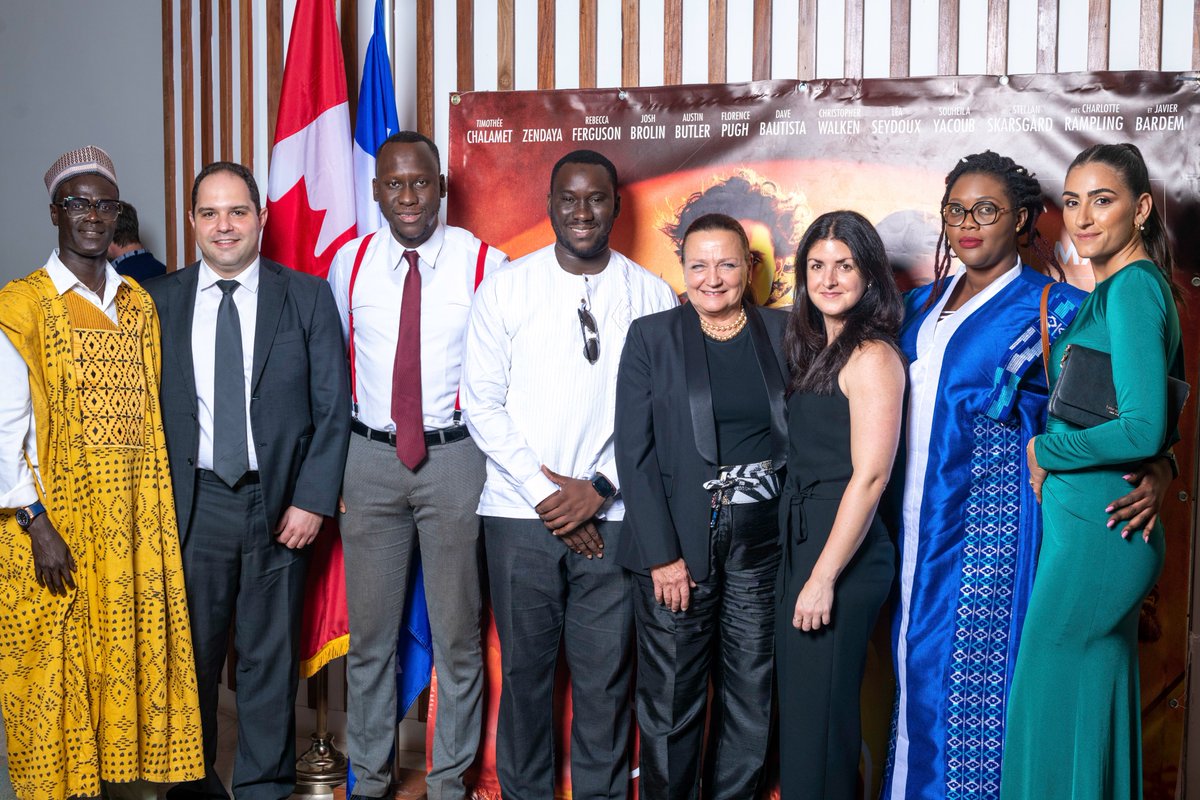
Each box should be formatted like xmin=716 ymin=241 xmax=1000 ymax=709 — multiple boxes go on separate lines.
xmin=882 ymin=151 xmax=1169 ymax=800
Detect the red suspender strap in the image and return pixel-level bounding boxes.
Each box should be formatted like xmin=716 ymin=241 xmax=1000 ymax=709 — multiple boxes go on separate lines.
xmin=453 ymin=241 xmax=490 ymax=417
xmin=347 ymin=232 xmax=376 ymax=414
xmin=474 ymin=242 xmax=489 ymax=289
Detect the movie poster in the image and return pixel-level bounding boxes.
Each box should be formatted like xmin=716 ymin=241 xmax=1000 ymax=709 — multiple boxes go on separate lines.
xmin=436 ymin=71 xmax=1199 ymax=799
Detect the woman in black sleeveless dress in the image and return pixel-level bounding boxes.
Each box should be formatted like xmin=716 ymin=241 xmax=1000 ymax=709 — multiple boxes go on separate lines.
xmin=775 ymin=211 xmax=906 ymax=799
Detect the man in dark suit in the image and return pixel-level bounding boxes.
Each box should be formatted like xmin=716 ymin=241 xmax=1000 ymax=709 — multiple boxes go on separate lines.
xmin=147 ymin=161 xmax=350 ymax=800
xmin=108 ymin=201 xmax=168 ymax=281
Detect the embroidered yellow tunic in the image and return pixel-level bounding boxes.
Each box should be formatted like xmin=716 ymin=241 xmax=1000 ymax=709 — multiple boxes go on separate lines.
xmin=0 ymin=269 xmax=203 ymax=800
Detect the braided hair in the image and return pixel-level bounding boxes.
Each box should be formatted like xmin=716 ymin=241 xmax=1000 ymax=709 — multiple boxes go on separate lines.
xmin=926 ymin=151 xmax=1061 ymax=309
xmin=1068 ymin=143 xmax=1178 ymax=300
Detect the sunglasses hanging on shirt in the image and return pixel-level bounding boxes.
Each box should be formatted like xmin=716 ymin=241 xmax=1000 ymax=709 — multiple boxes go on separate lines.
xmin=577 ymin=273 xmax=601 ymax=364
xmin=577 ymin=297 xmax=599 ymax=365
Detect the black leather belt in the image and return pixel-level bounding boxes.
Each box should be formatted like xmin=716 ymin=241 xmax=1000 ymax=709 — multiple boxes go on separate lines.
xmin=351 ymin=418 xmax=471 ymax=448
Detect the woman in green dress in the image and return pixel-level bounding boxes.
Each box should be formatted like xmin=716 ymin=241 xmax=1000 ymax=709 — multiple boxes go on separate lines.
xmin=1001 ymin=143 xmax=1184 ymax=799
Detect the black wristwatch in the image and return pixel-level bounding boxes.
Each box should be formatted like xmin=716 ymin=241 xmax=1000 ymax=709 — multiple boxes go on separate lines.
xmin=591 ymin=473 xmax=616 ymax=500
xmin=15 ymin=500 xmax=46 ymax=531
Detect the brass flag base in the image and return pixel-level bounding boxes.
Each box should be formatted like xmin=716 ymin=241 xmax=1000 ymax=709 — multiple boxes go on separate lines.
xmin=295 ymin=667 xmax=348 ymax=793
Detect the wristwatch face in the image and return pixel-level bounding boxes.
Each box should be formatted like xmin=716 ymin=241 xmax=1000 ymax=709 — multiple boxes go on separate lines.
xmin=592 ymin=474 xmax=616 ymax=499
xmin=15 ymin=508 xmax=32 ymax=529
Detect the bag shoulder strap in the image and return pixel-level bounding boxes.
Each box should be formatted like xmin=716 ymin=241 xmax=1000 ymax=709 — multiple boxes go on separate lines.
xmin=1039 ymin=282 xmax=1053 ymax=386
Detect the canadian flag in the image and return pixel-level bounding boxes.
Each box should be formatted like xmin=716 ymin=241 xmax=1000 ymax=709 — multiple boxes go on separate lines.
xmin=262 ymin=0 xmax=357 ymax=279
xmin=262 ymin=0 xmax=354 ymax=678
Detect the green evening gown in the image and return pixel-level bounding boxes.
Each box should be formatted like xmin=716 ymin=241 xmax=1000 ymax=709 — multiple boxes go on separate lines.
xmin=1000 ymin=260 xmax=1183 ymax=800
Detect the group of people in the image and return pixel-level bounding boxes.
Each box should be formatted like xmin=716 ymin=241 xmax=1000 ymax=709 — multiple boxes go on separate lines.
xmin=0 ymin=134 xmax=1182 ymax=800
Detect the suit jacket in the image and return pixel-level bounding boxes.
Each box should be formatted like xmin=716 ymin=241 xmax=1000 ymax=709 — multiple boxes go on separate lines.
xmin=114 ymin=251 xmax=168 ymax=283
xmin=614 ymin=302 xmax=789 ymax=582
xmin=146 ymin=258 xmax=351 ymax=540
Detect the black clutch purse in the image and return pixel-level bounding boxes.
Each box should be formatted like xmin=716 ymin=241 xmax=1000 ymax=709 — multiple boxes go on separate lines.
xmin=1039 ymin=284 xmax=1191 ymax=432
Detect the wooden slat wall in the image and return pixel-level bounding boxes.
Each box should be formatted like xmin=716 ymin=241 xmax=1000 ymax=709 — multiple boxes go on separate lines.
xmin=622 ymin=0 xmax=640 ymax=87
xmin=889 ymin=0 xmax=909 ymax=77
xmin=798 ymin=0 xmax=817 ymax=80
xmin=580 ymin=0 xmax=597 ymax=89
xmin=167 ymin=0 xmax=264 ymax=265
xmin=417 ymin=0 xmax=434 ymax=135
xmin=1194 ymin=6 xmax=1199 ymax=68
xmin=986 ymin=0 xmax=1007 ymax=75
xmin=844 ymin=0 xmax=864 ymax=79
xmin=200 ymin=0 xmax=214 ymax=166
xmin=752 ymin=0 xmax=772 ymax=81
xmin=154 ymin=0 xmax=1188 ymax=321
xmin=1037 ymin=0 xmax=1058 ymax=72
xmin=937 ymin=0 xmax=959 ymax=75
xmin=537 ymin=0 xmax=554 ymax=89
xmin=458 ymin=0 xmax=475 ymax=92
xmin=161 ymin=0 xmax=177 ymax=269
xmin=239 ymin=0 xmax=253 ymax=171
xmin=340 ymin=0 xmax=358 ymax=126
xmin=181 ymin=0 xmax=195 ymax=259
xmin=1139 ymin=0 xmax=1162 ymax=71
xmin=708 ymin=0 xmax=726 ymax=83
xmin=664 ymin=0 xmax=682 ymax=85
xmin=498 ymin=0 xmax=515 ymax=91
xmin=267 ymin=0 xmax=281 ymax=142
xmin=220 ymin=0 xmax=233 ymax=161
xmin=1088 ymin=0 xmax=1111 ymax=71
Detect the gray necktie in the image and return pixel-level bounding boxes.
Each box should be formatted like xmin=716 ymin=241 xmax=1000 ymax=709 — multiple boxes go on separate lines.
xmin=213 ymin=279 xmax=249 ymax=487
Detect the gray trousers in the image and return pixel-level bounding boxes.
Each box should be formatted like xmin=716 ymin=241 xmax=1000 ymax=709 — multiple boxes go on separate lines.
xmin=339 ymin=432 xmax=487 ymax=800
xmin=485 ymin=516 xmax=634 ymax=800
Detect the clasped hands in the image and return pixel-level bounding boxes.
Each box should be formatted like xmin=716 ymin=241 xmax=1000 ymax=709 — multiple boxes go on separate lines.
xmin=535 ymin=466 xmax=606 ymax=558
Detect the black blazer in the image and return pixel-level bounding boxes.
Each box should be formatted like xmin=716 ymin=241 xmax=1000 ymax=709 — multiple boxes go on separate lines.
xmin=115 ymin=251 xmax=167 ymax=283
xmin=146 ymin=259 xmax=351 ymax=541
xmin=614 ymin=303 xmax=789 ymax=581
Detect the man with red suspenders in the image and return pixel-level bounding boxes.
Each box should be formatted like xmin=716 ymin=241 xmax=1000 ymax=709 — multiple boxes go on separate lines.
xmin=326 ymin=131 xmax=507 ymax=800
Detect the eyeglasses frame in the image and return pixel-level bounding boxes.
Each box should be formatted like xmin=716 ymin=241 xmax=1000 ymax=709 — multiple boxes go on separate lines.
xmin=941 ymin=200 xmax=1010 ymax=228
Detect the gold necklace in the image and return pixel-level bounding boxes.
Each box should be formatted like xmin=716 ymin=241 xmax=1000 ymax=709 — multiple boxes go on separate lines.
xmin=699 ymin=308 xmax=747 ymax=341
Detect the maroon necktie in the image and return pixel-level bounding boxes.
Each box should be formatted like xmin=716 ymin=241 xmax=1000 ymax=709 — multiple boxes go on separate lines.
xmin=392 ymin=250 xmax=426 ymax=468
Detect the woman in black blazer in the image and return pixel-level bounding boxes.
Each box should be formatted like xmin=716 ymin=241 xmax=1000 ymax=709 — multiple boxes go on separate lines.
xmin=615 ymin=212 xmax=788 ymax=799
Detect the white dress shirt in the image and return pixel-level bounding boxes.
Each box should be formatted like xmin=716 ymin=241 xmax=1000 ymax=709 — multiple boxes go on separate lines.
xmin=192 ymin=259 xmax=260 ymax=472
xmin=0 ymin=251 xmax=126 ymax=508
xmin=327 ymin=223 xmax=508 ymax=432
xmin=463 ymin=245 xmax=678 ymax=520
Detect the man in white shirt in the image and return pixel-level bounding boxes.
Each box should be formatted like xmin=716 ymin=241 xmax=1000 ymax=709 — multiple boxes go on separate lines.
xmin=463 ymin=149 xmax=677 ymax=799
xmin=148 ymin=161 xmax=350 ymax=800
xmin=326 ymin=131 xmax=507 ymax=800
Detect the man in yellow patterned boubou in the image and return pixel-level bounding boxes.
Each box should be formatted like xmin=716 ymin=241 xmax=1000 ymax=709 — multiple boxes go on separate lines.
xmin=0 ymin=145 xmax=205 ymax=800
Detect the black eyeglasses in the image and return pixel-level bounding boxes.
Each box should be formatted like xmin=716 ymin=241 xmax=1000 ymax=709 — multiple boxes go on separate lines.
xmin=942 ymin=201 xmax=1009 ymax=227
xmin=57 ymin=197 xmax=122 ymax=220
xmin=577 ymin=302 xmax=599 ymax=364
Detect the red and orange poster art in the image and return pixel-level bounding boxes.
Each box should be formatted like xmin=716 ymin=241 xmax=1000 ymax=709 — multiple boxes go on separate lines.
xmin=432 ymin=72 xmax=1198 ymax=799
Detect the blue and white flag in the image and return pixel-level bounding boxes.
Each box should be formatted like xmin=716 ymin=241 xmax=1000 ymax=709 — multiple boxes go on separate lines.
xmin=353 ymin=0 xmax=400 ymax=235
